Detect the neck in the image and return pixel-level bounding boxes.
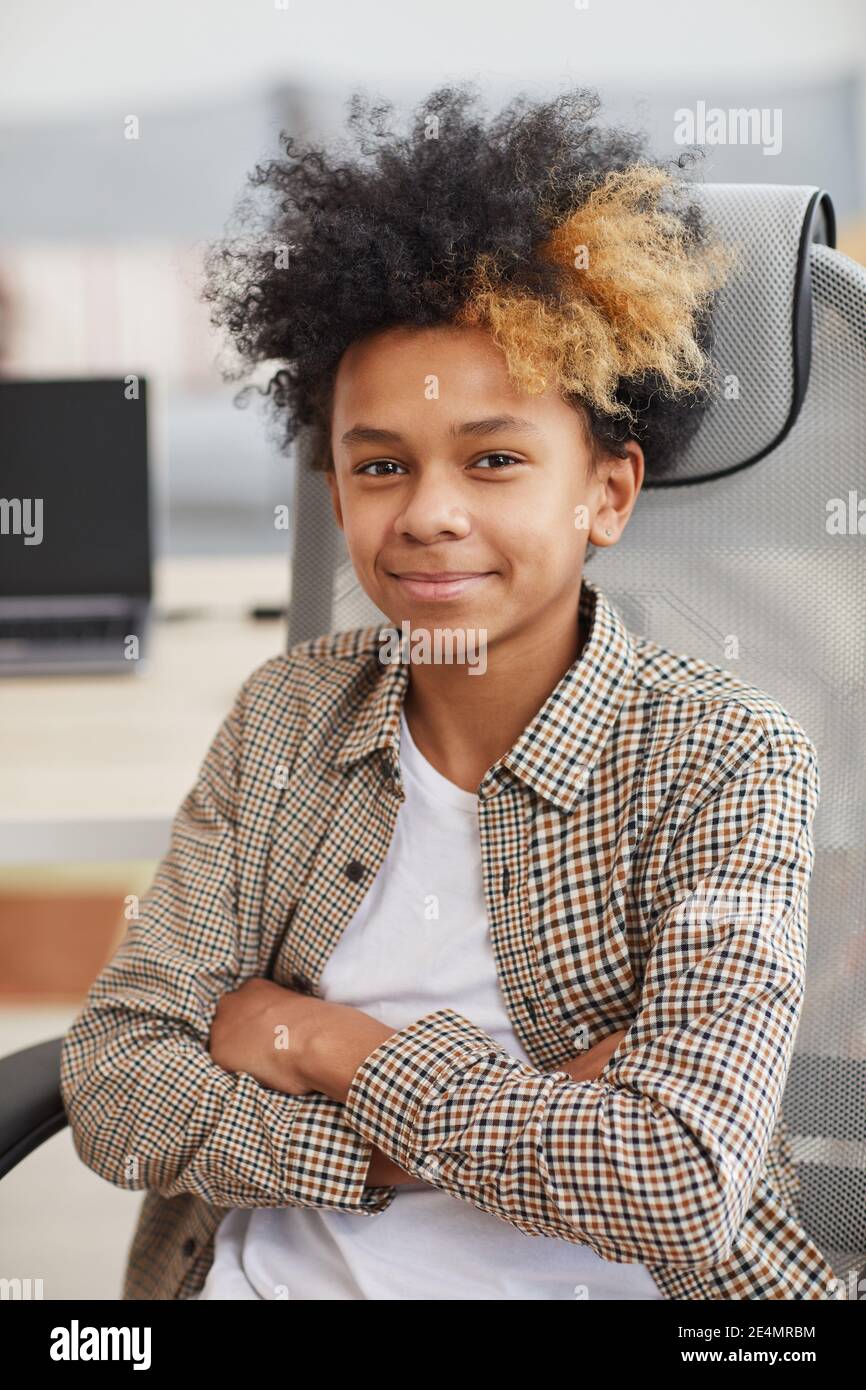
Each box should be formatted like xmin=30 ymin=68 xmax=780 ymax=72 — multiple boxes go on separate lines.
xmin=401 ymin=583 xmax=587 ymax=794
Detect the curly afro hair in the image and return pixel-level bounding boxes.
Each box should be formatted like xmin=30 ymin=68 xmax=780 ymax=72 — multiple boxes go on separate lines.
xmin=200 ymin=81 xmax=736 ymax=491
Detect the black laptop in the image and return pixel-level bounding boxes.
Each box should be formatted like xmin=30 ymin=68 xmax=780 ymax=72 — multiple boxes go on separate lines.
xmin=0 ymin=377 xmax=152 ymax=674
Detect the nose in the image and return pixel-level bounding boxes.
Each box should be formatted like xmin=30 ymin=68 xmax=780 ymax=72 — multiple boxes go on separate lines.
xmin=394 ymin=468 xmax=472 ymax=543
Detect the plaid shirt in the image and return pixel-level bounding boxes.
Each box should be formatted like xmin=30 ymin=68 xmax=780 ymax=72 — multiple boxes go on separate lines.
xmin=59 ymin=577 xmax=844 ymax=1300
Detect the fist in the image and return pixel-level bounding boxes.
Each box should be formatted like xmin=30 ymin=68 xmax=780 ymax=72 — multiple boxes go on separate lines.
xmin=208 ymin=977 xmax=318 ymax=1095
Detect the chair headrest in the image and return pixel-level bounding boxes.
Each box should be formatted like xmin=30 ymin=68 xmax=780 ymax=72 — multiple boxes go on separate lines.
xmin=656 ymin=182 xmax=836 ymax=487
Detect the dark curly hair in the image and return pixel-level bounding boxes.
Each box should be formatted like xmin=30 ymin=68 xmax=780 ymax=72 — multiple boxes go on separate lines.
xmin=200 ymin=81 xmax=735 ymax=489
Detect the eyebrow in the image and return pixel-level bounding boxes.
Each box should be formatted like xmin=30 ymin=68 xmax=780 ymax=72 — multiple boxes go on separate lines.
xmin=339 ymin=415 xmax=543 ymax=447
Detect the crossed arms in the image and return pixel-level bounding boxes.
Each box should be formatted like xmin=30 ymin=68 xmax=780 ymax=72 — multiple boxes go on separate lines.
xmin=59 ymin=672 xmax=819 ymax=1271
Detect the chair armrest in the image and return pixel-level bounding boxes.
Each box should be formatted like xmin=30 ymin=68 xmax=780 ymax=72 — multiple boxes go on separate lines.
xmin=0 ymin=1037 xmax=67 ymax=1180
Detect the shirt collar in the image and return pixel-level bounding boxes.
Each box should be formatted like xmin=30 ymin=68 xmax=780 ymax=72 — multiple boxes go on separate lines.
xmin=331 ymin=576 xmax=635 ymax=814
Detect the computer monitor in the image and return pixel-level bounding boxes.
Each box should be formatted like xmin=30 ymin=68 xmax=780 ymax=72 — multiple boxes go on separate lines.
xmin=0 ymin=376 xmax=152 ymax=673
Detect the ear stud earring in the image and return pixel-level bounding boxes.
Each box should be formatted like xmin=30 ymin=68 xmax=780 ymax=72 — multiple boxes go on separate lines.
xmin=604 ymin=528 xmax=613 ymax=537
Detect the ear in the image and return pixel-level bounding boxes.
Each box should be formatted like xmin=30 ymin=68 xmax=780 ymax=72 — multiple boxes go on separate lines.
xmin=324 ymin=470 xmax=344 ymax=531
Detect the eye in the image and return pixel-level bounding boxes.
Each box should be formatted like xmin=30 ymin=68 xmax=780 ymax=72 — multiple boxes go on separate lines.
xmin=354 ymin=452 xmax=522 ymax=477
xmin=473 ymin=452 xmax=522 ymax=470
xmin=355 ymin=460 xmax=407 ymax=477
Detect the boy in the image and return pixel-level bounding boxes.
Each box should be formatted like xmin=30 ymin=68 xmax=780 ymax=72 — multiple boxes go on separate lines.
xmin=60 ymin=82 xmax=843 ymax=1301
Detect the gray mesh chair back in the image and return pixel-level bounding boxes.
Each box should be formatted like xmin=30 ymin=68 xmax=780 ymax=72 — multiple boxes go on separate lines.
xmin=288 ymin=183 xmax=866 ymax=1290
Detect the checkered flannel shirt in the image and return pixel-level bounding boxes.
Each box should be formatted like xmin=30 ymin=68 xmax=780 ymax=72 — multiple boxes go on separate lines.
xmin=59 ymin=577 xmax=844 ymax=1300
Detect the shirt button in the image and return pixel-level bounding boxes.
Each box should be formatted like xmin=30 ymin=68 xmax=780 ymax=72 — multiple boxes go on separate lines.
xmin=345 ymin=860 xmax=365 ymax=883
xmin=182 ymin=1237 xmax=197 ymax=1259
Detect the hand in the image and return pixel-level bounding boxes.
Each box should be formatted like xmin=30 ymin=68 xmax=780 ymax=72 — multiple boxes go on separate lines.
xmin=366 ymin=1145 xmax=428 ymax=1188
xmin=550 ymin=1027 xmax=629 ymax=1082
xmin=209 ymin=978 xmax=397 ymax=1101
xmin=302 ymin=999 xmax=400 ymax=1102
xmin=208 ymin=977 xmax=329 ymax=1094
xmin=209 ymin=981 xmax=423 ymax=1190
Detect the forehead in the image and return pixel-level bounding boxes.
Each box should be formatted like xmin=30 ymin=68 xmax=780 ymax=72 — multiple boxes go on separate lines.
xmin=331 ymin=323 xmax=569 ymax=426
xmin=336 ymin=322 xmax=504 ymax=383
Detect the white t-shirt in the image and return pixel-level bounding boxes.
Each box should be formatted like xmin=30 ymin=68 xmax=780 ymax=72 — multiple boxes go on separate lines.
xmin=194 ymin=706 xmax=664 ymax=1301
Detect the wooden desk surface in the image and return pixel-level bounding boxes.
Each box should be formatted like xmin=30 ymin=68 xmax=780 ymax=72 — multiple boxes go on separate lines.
xmin=1 ymin=555 xmax=290 ymax=864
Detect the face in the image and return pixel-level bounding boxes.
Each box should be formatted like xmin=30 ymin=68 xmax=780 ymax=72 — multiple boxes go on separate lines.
xmin=326 ymin=323 xmax=643 ymax=653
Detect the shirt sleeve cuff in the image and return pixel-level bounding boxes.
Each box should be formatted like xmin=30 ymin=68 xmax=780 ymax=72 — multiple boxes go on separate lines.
xmin=343 ymin=1007 xmax=515 ymax=1174
xmin=283 ymin=1093 xmax=398 ymax=1214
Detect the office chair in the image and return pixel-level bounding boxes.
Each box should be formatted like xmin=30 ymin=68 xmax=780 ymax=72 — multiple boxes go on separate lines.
xmin=2 ymin=182 xmax=864 ymax=1298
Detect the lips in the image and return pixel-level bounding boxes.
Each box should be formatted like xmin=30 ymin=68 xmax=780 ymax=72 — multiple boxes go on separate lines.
xmin=389 ymin=570 xmax=493 ymax=601
xmin=393 ymin=571 xmax=487 ymax=580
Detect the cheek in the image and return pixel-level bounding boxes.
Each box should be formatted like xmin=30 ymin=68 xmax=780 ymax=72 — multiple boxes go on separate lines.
xmin=496 ymin=501 xmax=573 ymax=562
xmin=343 ymin=507 xmax=391 ymax=574
xmin=509 ymin=512 xmax=582 ymax=587
xmin=341 ymin=501 xmax=375 ymax=548
xmin=543 ymin=493 xmax=586 ymax=556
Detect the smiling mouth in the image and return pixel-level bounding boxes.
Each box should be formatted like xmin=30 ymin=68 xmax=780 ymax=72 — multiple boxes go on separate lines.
xmin=388 ymin=571 xmax=494 ymax=600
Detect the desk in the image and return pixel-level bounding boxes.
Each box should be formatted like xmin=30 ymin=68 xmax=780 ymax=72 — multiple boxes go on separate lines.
xmin=0 ymin=555 xmax=289 ymax=865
